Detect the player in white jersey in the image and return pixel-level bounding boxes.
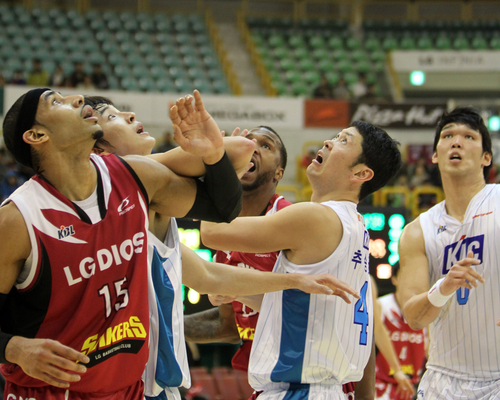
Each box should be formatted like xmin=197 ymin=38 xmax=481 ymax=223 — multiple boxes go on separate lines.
xmin=195 ymin=94 xmax=402 ymax=399
xmin=398 ymin=107 xmax=500 ymax=399
xmin=85 ymin=94 xmax=360 ymax=400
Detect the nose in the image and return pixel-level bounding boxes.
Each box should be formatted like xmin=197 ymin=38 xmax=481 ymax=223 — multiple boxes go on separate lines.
xmin=451 ymin=136 xmax=462 ymax=148
xmin=125 ymin=112 xmax=135 ymax=123
xmin=68 ymin=95 xmax=84 ymax=108
xmin=323 ymin=140 xmax=332 ymax=149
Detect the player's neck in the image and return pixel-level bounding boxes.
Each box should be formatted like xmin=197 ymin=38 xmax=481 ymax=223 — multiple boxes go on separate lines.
xmin=241 ymin=185 xmax=277 ymax=216
xmin=442 ymin=175 xmax=486 ymax=222
xmin=310 ymin=188 xmax=359 ymax=204
xmin=41 ymin=152 xmax=98 ymax=202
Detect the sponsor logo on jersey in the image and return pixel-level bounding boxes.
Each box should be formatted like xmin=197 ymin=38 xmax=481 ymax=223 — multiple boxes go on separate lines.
xmin=254 ymin=254 xmax=271 ymax=258
xmin=442 ymin=234 xmax=484 ymax=274
xmin=58 ymin=224 xmax=75 ymax=239
xmin=6 ymin=395 xmax=36 ymax=400
xmin=118 ymin=196 xmax=136 ymax=215
xmin=80 ymin=315 xmax=147 ymax=367
xmin=437 ymin=225 xmax=447 ymax=234
xmin=63 ymin=232 xmax=145 ymax=286
xmin=390 ymin=331 xmax=424 ymax=344
xmin=237 ymin=324 xmax=255 ymax=340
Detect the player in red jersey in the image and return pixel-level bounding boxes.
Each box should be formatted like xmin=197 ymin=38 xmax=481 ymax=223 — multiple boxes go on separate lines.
xmin=0 ymin=89 xmax=358 ymax=400
xmin=375 ymin=264 xmax=426 ymax=400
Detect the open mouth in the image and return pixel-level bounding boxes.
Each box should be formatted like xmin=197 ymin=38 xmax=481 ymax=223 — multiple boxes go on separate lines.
xmin=315 ymin=154 xmax=323 ymax=164
xmin=137 ymin=123 xmax=145 ymax=134
xmin=450 ymin=153 xmax=462 ymax=160
xmin=83 ymin=105 xmax=94 ymax=119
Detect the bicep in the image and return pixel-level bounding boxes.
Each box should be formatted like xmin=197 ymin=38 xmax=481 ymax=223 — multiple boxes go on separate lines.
xmin=0 ymin=204 xmax=31 ymax=293
xmin=398 ymin=219 xmax=430 ymax=307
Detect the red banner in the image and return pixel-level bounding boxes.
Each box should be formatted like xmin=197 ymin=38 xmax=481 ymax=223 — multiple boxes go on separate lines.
xmin=304 ymin=99 xmax=350 ymax=128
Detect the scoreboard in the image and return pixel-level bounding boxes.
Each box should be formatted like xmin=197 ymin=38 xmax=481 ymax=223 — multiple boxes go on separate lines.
xmin=359 ymin=206 xmax=409 ymax=296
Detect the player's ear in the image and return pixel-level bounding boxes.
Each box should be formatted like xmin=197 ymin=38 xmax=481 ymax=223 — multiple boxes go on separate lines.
xmin=23 ymin=127 xmax=48 ymax=145
xmin=274 ymin=166 xmax=284 ymax=183
xmin=352 ymin=165 xmax=374 ymax=183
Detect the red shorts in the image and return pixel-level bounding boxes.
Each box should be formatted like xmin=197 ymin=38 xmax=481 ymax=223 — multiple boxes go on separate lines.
xmin=4 ymin=380 xmax=144 ymax=400
xmin=249 ymin=390 xmax=263 ymax=400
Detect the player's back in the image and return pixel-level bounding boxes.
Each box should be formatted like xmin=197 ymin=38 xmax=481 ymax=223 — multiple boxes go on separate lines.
xmin=248 ymin=200 xmax=373 ymax=393
xmin=420 ymin=183 xmax=500 ymax=380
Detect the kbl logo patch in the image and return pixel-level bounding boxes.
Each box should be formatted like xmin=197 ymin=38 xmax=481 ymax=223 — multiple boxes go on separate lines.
xmin=58 ymin=225 xmax=75 ymax=239
xmin=442 ymin=234 xmax=484 ymax=274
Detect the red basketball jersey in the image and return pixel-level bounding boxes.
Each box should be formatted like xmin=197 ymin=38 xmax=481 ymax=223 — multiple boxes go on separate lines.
xmin=375 ymin=293 xmax=426 ymax=397
xmin=214 ymin=194 xmax=291 ymax=372
xmin=0 ymin=154 xmax=150 ymax=394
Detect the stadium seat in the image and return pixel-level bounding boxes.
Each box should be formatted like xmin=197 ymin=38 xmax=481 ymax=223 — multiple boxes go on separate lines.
xmin=156 ymin=78 xmax=174 ymax=92
xmin=121 ymin=77 xmax=139 ymax=91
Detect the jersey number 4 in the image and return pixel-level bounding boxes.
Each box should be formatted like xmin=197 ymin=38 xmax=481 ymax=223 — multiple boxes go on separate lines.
xmin=354 ymin=281 xmax=369 ymax=345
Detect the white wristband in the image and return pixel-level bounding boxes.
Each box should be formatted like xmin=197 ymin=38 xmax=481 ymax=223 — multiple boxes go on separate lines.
xmin=427 ymin=278 xmax=454 ymax=307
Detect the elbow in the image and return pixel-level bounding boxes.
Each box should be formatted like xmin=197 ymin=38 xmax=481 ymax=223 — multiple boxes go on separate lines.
xmin=220 ymin=189 xmax=242 ymax=223
xmin=403 ymin=304 xmax=424 ymax=331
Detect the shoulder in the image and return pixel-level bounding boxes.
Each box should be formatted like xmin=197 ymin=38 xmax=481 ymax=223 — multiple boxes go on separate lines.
xmin=400 ymin=216 xmax=423 ymax=243
xmin=0 ymin=202 xmax=31 ymax=256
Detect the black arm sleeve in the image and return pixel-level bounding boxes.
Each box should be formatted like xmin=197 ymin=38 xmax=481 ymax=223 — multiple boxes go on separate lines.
xmin=185 ymin=151 xmax=242 ymax=223
xmin=0 ymin=293 xmax=13 ymax=364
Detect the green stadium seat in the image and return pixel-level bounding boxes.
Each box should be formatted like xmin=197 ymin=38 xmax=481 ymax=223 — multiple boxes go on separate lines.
xmin=124 ymin=20 xmax=139 ymax=32
xmin=6 ymin=25 xmax=21 ymax=37
xmin=187 ymin=67 xmax=207 ymax=80
xmin=156 ymin=78 xmax=174 ymax=92
xmin=293 ymin=47 xmax=309 ymax=60
xmin=89 ymin=53 xmax=106 ymax=65
xmin=192 ymin=79 xmax=212 ymax=93
xmin=203 ymin=56 xmax=219 ymax=69
xmin=471 ymin=35 xmax=488 ymax=50
xmin=336 ymin=59 xmax=352 ymax=73
xmin=325 ymin=70 xmax=340 ymax=85
xmin=344 ymin=71 xmax=359 ymax=85
xmin=120 ymin=42 xmax=137 ymax=54
xmin=350 ymin=49 xmax=367 ymax=62
xmin=139 ymin=42 xmax=155 ymax=55
xmin=12 ymin=36 xmax=28 ymax=49
xmin=346 ymin=36 xmax=362 ymax=50
xmin=291 ymin=81 xmax=309 ymax=96
xmin=90 ymin=19 xmax=106 ymax=31
xmin=107 ymin=19 xmax=122 ymax=31
xmin=382 ymin=36 xmax=398 ymax=51
xmin=453 ymin=35 xmax=469 ymax=50
xmin=17 ymin=47 xmax=33 ymax=61
xmin=373 ymin=61 xmax=385 ymax=72
xmin=163 ymin=55 xmax=181 ymax=68
xmin=102 ymin=41 xmax=119 ymax=54
xmin=121 ymin=77 xmax=139 ymax=91
xmin=309 ymin=35 xmax=326 ymax=49
xmin=212 ymin=79 xmax=230 ymax=94
xmin=318 ymin=59 xmax=334 ymax=72
xmin=48 ymin=8 xmax=63 ymax=19
xmin=145 ymin=54 xmax=162 ymax=67
xmin=150 ymin=66 xmax=168 ymax=80
xmin=328 ymin=36 xmax=344 ymax=49
xmin=269 ymin=34 xmax=285 ymax=48
xmin=207 ymin=69 xmax=225 ymax=81
xmin=195 ymin=34 xmax=210 ymax=46
xmin=138 ymin=77 xmax=156 ymax=92
xmin=288 ymin=35 xmax=305 ymax=48
xmin=160 ymin=45 xmax=177 ymax=57
xmin=174 ymin=78 xmax=193 ymax=93
xmin=364 ymin=36 xmax=381 ymax=51
xmin=156 ymin=20 xmax=173 ymax=32
xmin=71 ymin=17 xmax=87 ymax=30
xmin=284 ymin=70 xmax=301 ymax=84
xmin=173 ymin=21 xmax=190 ymax=33
xmin=354 ymin=60 xmax=371 ymax=73
xmin=303 ymin=70 xmax=321 ymax=85
xmin=199 ymin=45 xmax=215 ymax=57
xmin=299 ymin=58 xmax=315 ymax=72
xmin=52 ymin=50 xmax=67 ymax=64
xmin=141 ymin=20 xmax=155 ymax=32
xmin=83 ymin=41 xmax=100 ymax=53
xmin=399 ymin=35 xmax=416 ymax=50
xmin=490 ymin=37 xmax=500 ymax=50
xmin=370 ymin=49 xmax=386 ymax=63
xmin=179 ymin=44 xmax=196 ymax=55
xmin=312 ymin=48 xmax=330 ymax=61
xmin=273 ymin=47 xmax=290 ymax=59
xmin=18 ymin=13 xmax=32 ymax=26
xmin=169 ymin=67 xmax=187 ymax=80
xmin=6 ymin=58 xmax=23 ymax=71
xmin=114 ymin=65 xmax=131 ymax=78
xmin=55 ymin=16 xmax=69 ymax=29
xmin=70 ymin=51 xmax=86 ymax=63
xmin=417 ymin=35 xmax=433 ymax=50
xmin=435 ymin=35 xmax=452 ymax=49
xmin=280 ymin=58 xmax=295 ymax=71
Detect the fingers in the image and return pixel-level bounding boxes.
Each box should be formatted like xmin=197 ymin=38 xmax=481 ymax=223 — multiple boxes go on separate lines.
xmin=184 ymin=94 xmax=195 ymax=114
xmin=497 ymin=317 xmax=500 ymax=326
xmin=172 ymin=124 xmax=188 ymax=148
xmin=231 ymin=127 xmax=241 ymax=137
xmin=231 ymin=128 xmax=249 ymax=137
xmin=326 ymin=276 xmax=360 ymax=299
xmin=175 ymin=97 xmax=188 ymax=119
xmin=192 ymin=90 xmax=205 ymax=112
xmin=169 ymin=105 xmax=181 ymax=126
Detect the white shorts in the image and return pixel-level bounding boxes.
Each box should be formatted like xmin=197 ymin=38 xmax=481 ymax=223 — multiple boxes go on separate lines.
xmin=417 ymin=369 xmax=500 ymax=400
xmin=258 ymin=383 xmax=346 ymax=400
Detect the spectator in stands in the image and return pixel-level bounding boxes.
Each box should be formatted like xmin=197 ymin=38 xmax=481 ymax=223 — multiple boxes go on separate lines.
xmin=91 ymin=63 xmax=109 ymax=90
xmin=0 ymin=170 xmax=24 ymax=202
xmin=333 ymin=77 xmax=351 ymax=100
xmin=49 ymin=65 xmax=67 ymax=87
xmin=78 ymin=75 xmax=96 ymax=90
xmin=10 ymin=70 xmax=26 ymax=85
xmin=361 ymin=83 xmax=377 ymax=101
xmin=312 ymin=74 xmax=334 ymax=98
xmin=301 ymin=148 xmax=317 ymax=168
xmin=157 ymin=131 xmax=178 ymax=153
xmin=408 ymin=158 xmax=431 ymax=189
xmin=352 ymin=73 xmax=368 ymax=100
xmin=68 ymin=61 xmax=87 ymax=87
xmin=27 ymin=59 xmax=49 ymax=87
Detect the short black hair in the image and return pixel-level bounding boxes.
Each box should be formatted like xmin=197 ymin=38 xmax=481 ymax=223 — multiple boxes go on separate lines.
xmin=350 ymin=120 xmax=402 ymax=201
xmin=259 ymin=125 xmax=287 ymax=170
xmin=434 ymin=107 xmax=492 ymax=181
xmin=84 ymin=95 xmax=114 ymax=109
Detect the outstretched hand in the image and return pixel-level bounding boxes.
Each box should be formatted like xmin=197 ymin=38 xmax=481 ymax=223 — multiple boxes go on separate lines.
xmin=209 ymin=294 xmax=236 ymax=306
xmin=393 ymin=370 xmax=416 ymax=400
xmin=169 ymin=90 xmax=224 ymax=164
xmin=293 ymin=273 xmax=360 ymax=303
xmin=5 ymin=336 xmax=89 ymax=388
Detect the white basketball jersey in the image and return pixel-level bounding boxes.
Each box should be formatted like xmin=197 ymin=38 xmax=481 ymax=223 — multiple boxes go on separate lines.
xmin=248 ymin=200 xmax=373 ymax=392
xmin=420 ymin=184 xmax=500 ymax=380
xmin=143 ymin=218 xmax=190 ymax=399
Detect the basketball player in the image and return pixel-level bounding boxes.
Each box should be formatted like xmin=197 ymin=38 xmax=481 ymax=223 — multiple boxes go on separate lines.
xmin=184 ymin=126 xmax=377 ymax=400
xmin=190 ymin=95 xmax=403 ymax=399
xmin=375 ymin=265 xmax=426 ymax=400
xmin=0 ymin=88 xmax=360 ymax=400
xmin=398 ymin=107 xmax=499 ymax=399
